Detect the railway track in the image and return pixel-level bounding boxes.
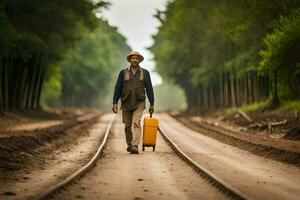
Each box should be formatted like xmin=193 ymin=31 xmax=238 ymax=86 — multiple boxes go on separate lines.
xmin=158 ymin=127 xmax=252 ymax=200
xmin=171 ymin=114 xmax=300 ymax=167
xmin=31 ymin=114 xmax=116 ymax=200
xmin=30 ymin=114 xmax=253 ymax=200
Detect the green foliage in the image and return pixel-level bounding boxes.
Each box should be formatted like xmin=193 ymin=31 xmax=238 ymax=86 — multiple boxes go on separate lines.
xmin=154 ymin=81 xmax=187 ymax=112
xmin=240 ymin=100 xmax=270 ymax=113
xmin=259 ymin=8 xmax=300 ymax=99
xmin=0 ymin=0 xmax=122 ymax=111
xmin=41 ymin=66 xmax=62 ymax=107
xmin=57 ymin=20 xmax=130 ymax=107
xmin=281 ymin=100 xmax=300 ymax=111
xmin=1 ymin=0 xmax=103 ymax=61
xmin=8 ymin=32 xmax=45 ymax=62
xmin=0 ymin=5 xmax=16 ymax=58
xmin=224 ymin=100 xmax=270 ymax=115
xmin=151 ymin=0 xmax=300 ymax=109
xmin=260 ymin=8 xmax=300 ymax=72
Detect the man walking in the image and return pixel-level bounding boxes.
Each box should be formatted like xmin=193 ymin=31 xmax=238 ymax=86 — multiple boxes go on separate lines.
xmin=112 ymin=51 xmax=155 ymax=154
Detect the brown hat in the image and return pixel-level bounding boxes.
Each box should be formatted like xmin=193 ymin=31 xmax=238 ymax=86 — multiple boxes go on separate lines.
xmin=126 ymin=51 xmax=144 ymax=62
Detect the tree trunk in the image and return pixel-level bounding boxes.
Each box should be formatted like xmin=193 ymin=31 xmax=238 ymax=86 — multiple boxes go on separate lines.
xmin=25 ymin=55 xmax=40 ymax=109
xmin=3 ymin=59 xmax=9 ymax=111
xmin=261 ymin=70 xmax=280 ymax=112
xmin=35 ymin=66 xmax=45 ymax=110
xmin=30 ymin=54 xmax=42 ymax=109
xmin=0 ymin=60 xmax=4 ymax=115
xmin=230 ymin=72 xmax=236 ymax=107
xmin=224 ymin=72 xmax=229 ymax=107
xmin=271 ymin=70 xmax=280 ymax=107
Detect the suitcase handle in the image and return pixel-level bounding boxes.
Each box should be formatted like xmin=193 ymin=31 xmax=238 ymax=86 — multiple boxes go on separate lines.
xmin=150 ymin=112 xmax=153 ymax=118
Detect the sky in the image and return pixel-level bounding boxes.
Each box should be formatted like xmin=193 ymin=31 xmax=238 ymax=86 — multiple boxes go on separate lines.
xmin=100 ymin=0 xmax=169 ymax=86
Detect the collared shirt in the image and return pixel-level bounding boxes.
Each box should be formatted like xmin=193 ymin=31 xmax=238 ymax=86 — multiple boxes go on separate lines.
xmin=113 ymin=65 xmax=155 ymax=106
xmin=129 ymin=65 xmax=139 ymax=76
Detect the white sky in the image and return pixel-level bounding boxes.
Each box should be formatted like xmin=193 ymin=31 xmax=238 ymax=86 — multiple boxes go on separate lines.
xmin=100 ymin=0 xmax=169 ymax=86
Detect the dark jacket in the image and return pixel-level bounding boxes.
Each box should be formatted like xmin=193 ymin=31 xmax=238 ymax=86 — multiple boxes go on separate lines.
xmin=113 ymin=67 xmax=155 ymax=107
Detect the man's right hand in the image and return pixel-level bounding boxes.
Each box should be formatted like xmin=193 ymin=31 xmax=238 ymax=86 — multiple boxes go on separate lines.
xmin=112 ymin=104 xmax=118 ymax=113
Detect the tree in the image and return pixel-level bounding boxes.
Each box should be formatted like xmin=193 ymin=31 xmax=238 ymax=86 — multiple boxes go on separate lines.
xmin=150 ymin=0 xmax=300 ymax=111
xmin=0 ymin=0 xmax=108 ymax=112
xmin=260 ymin=8 xmax=300 ymax=109
xmin=48 ymin=20 xmax=131 ymax=107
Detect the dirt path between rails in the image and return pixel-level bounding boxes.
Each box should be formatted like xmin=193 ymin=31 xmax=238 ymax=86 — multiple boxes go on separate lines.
xmin=52 ymin=114 xmax=227 ymax=200
xmin=0 ymin=114 xmax=113 ymax=200
xmin=159 ymin=113 xmax=300 ymax=200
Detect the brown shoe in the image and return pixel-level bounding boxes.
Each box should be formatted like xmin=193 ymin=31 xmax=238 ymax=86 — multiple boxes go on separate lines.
xmin=130 ymin=145 xmax=139 ymax=154
xmin=127 ymin=145 xmax=132 ymax=152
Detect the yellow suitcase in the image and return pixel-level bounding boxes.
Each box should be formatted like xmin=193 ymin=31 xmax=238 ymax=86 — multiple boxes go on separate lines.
xmin=142 ymin=113 xmax=158 ymax=151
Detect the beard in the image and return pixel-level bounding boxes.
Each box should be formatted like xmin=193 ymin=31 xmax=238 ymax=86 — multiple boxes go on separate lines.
xmin=131 ymin=62 xmax=138 ymax=66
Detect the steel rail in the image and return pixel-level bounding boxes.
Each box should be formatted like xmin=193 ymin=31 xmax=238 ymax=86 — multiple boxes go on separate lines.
xmin=158 ymin=126 xmax=253 ymax=200
xmin=31 ymin=114 xmax=116 ymax=200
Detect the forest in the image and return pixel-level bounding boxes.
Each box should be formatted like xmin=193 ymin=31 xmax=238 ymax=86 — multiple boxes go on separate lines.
xmin=1 ymin=0 xmax=300 ymax=114
xmin=150 ymin=0 xmax=300 ymax=111
xmin=0 ymin=0 xmax=130 ymax=113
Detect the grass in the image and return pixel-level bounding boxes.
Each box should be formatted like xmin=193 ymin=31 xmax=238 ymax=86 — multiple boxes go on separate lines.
xmin=223 ymin=100 xmax=269 ymax=115
xmin=223 ymin=99 xmax=300 ymax=115
xmin=241 ymin=100 xmax=269 ymax=112
xmin=276 ymin=100 xmax=300 ymax=112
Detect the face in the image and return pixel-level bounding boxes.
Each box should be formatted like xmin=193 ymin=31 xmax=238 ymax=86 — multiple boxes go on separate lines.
xmin=129 ymin=55 xmax=140 ymax=66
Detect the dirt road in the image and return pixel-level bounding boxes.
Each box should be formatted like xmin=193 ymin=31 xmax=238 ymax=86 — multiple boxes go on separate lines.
xmin=52 ymin=114 xmax=226 ymax=200
xmin=0 ymin=114 xmax=111 ymax=200
xmin=158 ymin=113 xmax=300 ymax=200
xmin=3 ymin=112 xmax=297 ymax=200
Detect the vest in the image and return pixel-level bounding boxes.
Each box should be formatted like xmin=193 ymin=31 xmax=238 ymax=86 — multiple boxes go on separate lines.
xmin=121 ymin=67 xmax=146 ymax=110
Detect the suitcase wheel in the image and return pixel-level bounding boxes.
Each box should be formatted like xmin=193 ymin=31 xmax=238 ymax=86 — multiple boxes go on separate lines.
xmin=142 ymin=145 xmax=145 ymax=151
xmin=153 ymin=145 xmax=155 ymax=152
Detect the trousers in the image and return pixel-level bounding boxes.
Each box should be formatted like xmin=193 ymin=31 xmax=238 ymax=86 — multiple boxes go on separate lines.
xmin=122 ymin=102 xmax=145 ymax=147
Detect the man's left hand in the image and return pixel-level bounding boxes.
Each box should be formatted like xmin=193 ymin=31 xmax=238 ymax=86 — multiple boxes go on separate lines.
xmin=149 ymin=105 xmax=154 ymax=114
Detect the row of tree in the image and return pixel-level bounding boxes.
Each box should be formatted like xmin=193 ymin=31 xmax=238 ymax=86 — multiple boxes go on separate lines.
xmin=150 ymin=0 xmax=300 ymax=111
xmin=0 ymin=0 xmax=130 ymax=113
xmin=57 ymin=21 xmax=130 ymax=107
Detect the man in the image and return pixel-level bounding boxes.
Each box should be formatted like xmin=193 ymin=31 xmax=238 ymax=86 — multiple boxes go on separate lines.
xmin=112 ymin=51 xmax=155 ymax=154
